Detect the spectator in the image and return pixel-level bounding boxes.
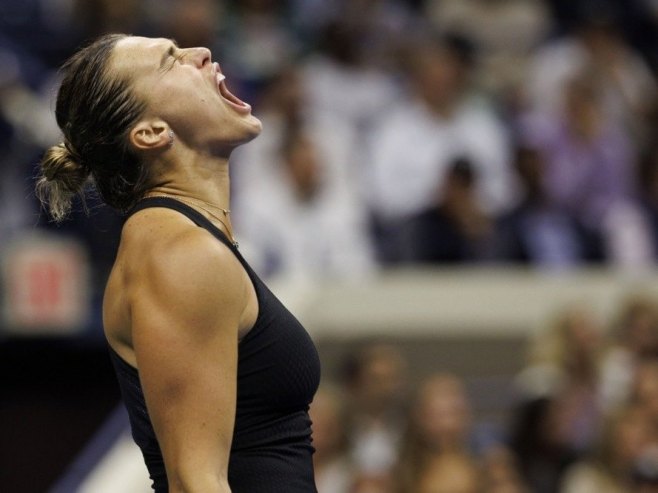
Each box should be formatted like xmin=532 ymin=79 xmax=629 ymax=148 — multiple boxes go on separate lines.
xmin=525 ymin=9 xmax=656 ymax=138
xmin=396 ymin=373 xmax=476 ymax=492
xmin=600 ymin=296 xmax=658 ymax=413
xmin=218 ymin=0 xmax=300 ymax=102
xmin=425 ymin=0 xmax=551 ymax=99
xmin=300 ymin=19 xmax=400 ymax=154
xmin=234 ymin=121 xmax=375 ymax=280
xmin=496 ymin=144 xmax=587 ymax=268
xmin=342 ymin=344 xmax=408 ymax=486
xmin=366 ymin=32 xmax=516 ymax=262
xmin=521 ymin=71 xmax=643 ymax=264
xmin=512 ymin=306 xmax=606 ymax=491
xmin=560 ymin=404 xmax=658 ymax=492
xmin=401 ymin=157 xmax=496 ymax=263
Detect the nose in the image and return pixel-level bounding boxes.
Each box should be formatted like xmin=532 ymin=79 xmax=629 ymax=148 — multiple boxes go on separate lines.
xmin=186 ymin=47 xmax=211 ymax=68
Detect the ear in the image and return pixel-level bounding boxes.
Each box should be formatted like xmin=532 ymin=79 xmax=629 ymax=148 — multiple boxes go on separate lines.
xmin=129 ymin=120 xmax=171 ymax=151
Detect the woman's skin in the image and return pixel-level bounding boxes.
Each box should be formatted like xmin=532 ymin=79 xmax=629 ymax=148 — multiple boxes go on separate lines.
xmin=103 ymin=36 xmax=262 ymax=493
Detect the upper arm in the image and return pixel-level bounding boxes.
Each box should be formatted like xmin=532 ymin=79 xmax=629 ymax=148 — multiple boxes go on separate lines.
xmin=129 ymin=229 xmax=244 ymax=488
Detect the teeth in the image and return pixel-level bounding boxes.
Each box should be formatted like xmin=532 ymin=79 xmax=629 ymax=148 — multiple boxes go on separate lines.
xmin=215 ymin=73 xmax=225 ymax=85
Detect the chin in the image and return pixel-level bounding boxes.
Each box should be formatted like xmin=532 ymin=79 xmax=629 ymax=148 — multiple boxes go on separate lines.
xmin=240 ymin=114 xmax=263 ymax=142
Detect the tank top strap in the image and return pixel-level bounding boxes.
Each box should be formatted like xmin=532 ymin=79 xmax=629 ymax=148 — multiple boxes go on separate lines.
xmin=130 ymin=196 xmax=243 ymax=261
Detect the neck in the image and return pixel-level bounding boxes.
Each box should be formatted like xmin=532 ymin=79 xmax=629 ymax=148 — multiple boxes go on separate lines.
xmin=146 ymin=150 xmax=232 ymax=210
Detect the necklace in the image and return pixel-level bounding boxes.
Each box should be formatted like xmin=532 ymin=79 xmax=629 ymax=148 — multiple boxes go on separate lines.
xmin=145 ymin=193 xmax=239 ymax=248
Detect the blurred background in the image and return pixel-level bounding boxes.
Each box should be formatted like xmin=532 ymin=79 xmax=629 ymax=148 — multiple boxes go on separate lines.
xmin=2 ymin=0 xmax=658 ymax=491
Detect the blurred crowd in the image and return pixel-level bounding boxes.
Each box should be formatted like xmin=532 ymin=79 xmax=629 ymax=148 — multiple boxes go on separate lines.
xmin=314 ymin=294 xmax=658 ymax=493
xmin=2 ymin=0 xmax=658 ymax=285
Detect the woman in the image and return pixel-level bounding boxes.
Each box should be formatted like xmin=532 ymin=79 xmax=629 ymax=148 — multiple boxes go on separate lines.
xmin=36 ymin=34 xmax=321 ymax=493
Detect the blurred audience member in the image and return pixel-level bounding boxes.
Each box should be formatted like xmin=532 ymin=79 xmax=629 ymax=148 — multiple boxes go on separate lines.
xmin=234 ymin=121 xmax=374 ymax=281
xmin=521 ymin=72 xmax=644 ymax=264
xmin=401 ymin=158 xmax=495 ymax=263
xmin=333 ymin=0 xmax=417 ymax=71
xmin=518 ymin=306 xmax=605 ymax=451
xmin=367 ymin=32 xmax=516 ymax=262
xmin=343 ymin=344 xmax=408 ymax=486
xmin=219 ymin=0 xmax=300 ymax=102
xmin=396 ymin=373 xmax=476 ymax=492
xmin=526 ymin=9 xmax=656 ymax=137
xmin=512 ymin=306 xmax=607 ymax=491
xmin=496 ymin=144 xmax=587 ymax=268
xmin=600 ymin=296 xmax=658 ymax=413
xmin=310 ymin=384 xmax=355 ymax=493
xmin=508 ymin=396 xmax=579 ymax=493
xmin=300 ymin=20 xmax=399 ymax=152
xmin=560 ymin=404 xmax=658 ymax=493
xmin=426 ymin=0 xmax=550 ymax=99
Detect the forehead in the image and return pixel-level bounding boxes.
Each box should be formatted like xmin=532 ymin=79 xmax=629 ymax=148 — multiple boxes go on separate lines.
xmin=110 ymin=36 xmax=173 ymax=78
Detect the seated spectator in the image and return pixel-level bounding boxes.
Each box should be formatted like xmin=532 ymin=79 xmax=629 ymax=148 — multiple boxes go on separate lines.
xmin=396 ymin=373 xmax=478 ymax=492
xmin=300 ymin=19 xmax=400 ymax=155
xmin=342 ymin=344 xmax=408 ymax=487
xmin=425 ymin=0 xmax=550 ymax=99
xmin=521 ymin=71 xmax=643 ymax=264
xmin=512 ymin=306 xmax=607 ymax=491
xmin=366 ymin=32 xmax=516 ymax=262
xmin=560 ymin=404 xmax=658 ymax=493
xmin=217 ymin=0 xmax=300 ymax=102
xmin=234 ymin=123 xmax=375 ymax=280
xmin=496 ymin=143 xmax=588 ymax=267
xmin=600 ymin=296 xmax=658 ymax=413
xmin=526 ymin=9 xmax=656 ymax=137
xmin=508 ymin=396 xmax=580 ymax=493
xmin=401 ymin=157 xmax=495 ymax=263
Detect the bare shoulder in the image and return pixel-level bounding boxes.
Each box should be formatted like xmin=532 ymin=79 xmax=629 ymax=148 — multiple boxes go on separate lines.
xmin=105 ymin=207 xmax=247 ymax=358
xmin=123 ymin=207 xmax=245 ymax=303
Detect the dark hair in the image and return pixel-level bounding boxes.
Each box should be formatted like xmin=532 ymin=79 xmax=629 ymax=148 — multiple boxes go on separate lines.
xmin=36 ymin=33 xmax=148 ymax=221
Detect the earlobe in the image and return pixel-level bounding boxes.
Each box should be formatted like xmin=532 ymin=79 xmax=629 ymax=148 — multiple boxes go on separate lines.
xmin=129 ymin=121 xmax=171 ymax=151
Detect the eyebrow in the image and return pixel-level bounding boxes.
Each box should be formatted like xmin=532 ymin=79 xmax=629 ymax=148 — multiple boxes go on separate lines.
xmin=159 ymin=39 xmax=180 ymax=69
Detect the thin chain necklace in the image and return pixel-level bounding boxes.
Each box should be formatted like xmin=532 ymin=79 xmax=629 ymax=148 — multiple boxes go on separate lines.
xmin=145 ymin=192 xmax=239 ymax=248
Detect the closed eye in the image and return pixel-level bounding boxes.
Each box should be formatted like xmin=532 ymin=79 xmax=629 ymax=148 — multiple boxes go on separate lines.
xmin=159 ymin=42 xmax=185 ymax=74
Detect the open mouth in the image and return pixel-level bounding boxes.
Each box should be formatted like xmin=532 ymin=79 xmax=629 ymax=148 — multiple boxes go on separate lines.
xmin=214 ymin=65 xmax=251 ymax=114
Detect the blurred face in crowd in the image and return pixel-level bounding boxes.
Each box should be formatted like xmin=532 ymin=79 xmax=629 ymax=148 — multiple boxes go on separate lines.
xmin=411 ymin=45 xmax=466 ymax=114
xmin=603 ymin=406 xmax=657 ymax=471
xmin=414 ymin=374 xmax=472 ymax=452
xmin=110 ymin=36 xmax=262 ymax=157
xmin=352 ymin=345 xmax=407 ymax=415
xmin=564 ymin=76 xmax=602 ymax=140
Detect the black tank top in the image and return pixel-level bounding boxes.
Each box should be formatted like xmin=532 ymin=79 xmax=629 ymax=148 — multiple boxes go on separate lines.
xmin=108 ymin=197 xmax=321 ymax=492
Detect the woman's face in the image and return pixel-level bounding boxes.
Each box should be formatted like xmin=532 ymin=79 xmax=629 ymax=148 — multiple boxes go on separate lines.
xmin=111 ymin=36 xmax=262 ymax=154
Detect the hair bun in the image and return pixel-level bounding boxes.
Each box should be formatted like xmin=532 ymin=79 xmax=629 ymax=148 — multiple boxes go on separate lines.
xmin=36 ymin=142 xmax=90 ymax=221
xmin=42 ymin=142 xmax=87 ymax=183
